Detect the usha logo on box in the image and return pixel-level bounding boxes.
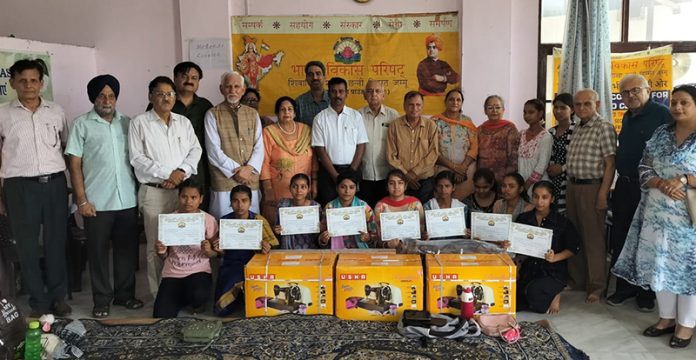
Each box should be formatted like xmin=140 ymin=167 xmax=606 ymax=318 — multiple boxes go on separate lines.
xmin=340 ymin=273 xmax=367 ymax=280
xmin=248 ymin=274 xmax=276 ymax=280
xmin=431 ymin=274 xmax=459 ymax=280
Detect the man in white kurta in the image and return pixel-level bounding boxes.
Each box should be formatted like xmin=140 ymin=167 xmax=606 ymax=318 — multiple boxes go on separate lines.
xmin=204 ymin=71 xmax=264 ymax=218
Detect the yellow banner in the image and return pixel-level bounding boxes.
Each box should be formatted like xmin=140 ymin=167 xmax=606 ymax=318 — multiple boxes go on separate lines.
xmin=231 ymin=13 xmax=460 ymax=115
xmin=553 ymin=46 xmax=672 ymax=133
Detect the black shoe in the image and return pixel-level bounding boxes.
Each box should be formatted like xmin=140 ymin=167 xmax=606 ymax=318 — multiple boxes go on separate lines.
xmin=606 ymin=292 xmax=635 ymax=306
xmin=113 ymin=298 xmax=144 ymax=310
xmin=643 ymin=325 xmax=676 ymax=337
xmin=52 ymin=301 xmax=73 ymax=317
xmin=669 ymin=335 xmax=692 ymax=348
xmin=636 ymin=297 xmax=655 ymax=312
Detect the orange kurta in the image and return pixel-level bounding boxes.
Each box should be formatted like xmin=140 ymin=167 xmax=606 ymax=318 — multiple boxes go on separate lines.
xmin=260 ymin=123 xmax=317 ymax=200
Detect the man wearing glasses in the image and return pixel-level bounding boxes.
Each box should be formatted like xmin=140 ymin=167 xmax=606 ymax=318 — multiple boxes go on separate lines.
xmin=607 ymin=74 xmax=672 ymax=312
xmin=416 ymin=34 xmax=460 ymax=96
xmin=129 ymin=76 xmax=202 ymax=296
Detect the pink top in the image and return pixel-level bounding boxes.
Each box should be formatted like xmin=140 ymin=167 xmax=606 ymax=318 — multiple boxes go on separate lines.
xmin=161 ymin=210 xmax=218 ymax=278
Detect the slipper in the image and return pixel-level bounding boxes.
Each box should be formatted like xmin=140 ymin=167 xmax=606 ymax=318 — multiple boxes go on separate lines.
xmin=92 ymin=306 xmax=110 ymax=318
xmin=113 ymin=298 xmax=144 ymax=310
xmin=669 ymin=335 xmax=692 ymax=348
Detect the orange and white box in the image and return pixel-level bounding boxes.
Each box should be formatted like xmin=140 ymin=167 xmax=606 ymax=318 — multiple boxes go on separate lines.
xmin=425 ymin=253 xmax=516 ymax=316
xmin=244 ymin=251 xmax=336 ymax=318
xmin=335 ymin=253 xmax=423 ymax=322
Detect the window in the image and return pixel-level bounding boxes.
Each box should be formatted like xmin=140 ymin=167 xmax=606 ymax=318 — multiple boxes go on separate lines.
xmin=537 ymin=0 xmax=696 ymax=102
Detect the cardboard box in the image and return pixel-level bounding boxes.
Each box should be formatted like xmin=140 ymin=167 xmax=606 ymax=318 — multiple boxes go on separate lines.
xmin=425 ymin=253 xmax=516 ymax=316
xmin=335 ymin=253 xmax=423 ymax=322
xmin=244 ymin=251 xmax=337 ymax=317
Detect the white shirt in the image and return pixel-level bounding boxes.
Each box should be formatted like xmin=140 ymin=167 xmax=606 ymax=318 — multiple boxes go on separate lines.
xmin=204 ymin=107 xmax=264 ymax=179
xmin=359 ymin=104 xmax=399 ymax=181
xmin=311 ymin=106 xmax=368 ymax=165
xmin=128 ymin=110 xmax=202 ymax=184
xmin=0 ymin=99 xmax=68 ymax=178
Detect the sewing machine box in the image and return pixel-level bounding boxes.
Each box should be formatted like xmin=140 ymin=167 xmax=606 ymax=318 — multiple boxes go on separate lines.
xmin=335 ymin=253 xmax=423 ymax=322
xmin=425 ymin=253 xmax=516 ymax=316
xmin=244 ymin=251 xmax=337 ymax=317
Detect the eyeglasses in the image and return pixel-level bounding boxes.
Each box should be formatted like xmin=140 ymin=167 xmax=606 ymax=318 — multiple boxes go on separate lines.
xmin=620 ymin=87 xmax=645 ymax=96
xmin=152 ymin=91 xmax=176 ymax=99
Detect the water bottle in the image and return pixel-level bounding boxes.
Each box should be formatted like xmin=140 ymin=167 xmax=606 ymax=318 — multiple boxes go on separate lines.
xmin=24 ymin=320 xmax=42 ymax=360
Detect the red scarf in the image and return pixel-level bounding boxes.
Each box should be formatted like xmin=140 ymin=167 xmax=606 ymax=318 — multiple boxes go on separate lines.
xmin=479 ymin=119 xmax=514 ymax=130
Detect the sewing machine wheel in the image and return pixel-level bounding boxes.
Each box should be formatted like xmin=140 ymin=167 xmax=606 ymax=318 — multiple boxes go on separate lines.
xmin=472 ymin=286 xmax=484 ymax=301
xmin=364 ymin=285 xmax=372 ymax=296
xmin=381 ymin=286 xmax=392 ymax=302
xmin=455 ymin=284 xmax=463 ymax=296
xmin=273 ymin=285 xmax=281 ymax=297
xmin=289 ymin=285 xmax=301 ymax=301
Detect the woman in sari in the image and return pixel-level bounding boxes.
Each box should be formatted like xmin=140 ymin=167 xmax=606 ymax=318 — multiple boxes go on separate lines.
xmin=432 ymin=89 xmax=478 ymax=199
xmin=260 ymin=96 xmax=318 ymax=224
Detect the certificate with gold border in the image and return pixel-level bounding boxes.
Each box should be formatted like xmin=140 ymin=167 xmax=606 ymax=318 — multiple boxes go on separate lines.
xmin=326 ymin=206 xmax=366 ymax=236
xmin=508 ymin=222 xmax=553 ymax=259
xmin=158 ymin=213 xmax=205 ymax=246
xmin=425 ymin=207 xmax=466 ymax=238
xmin=279 ymin=205 xmax=321 ymax=235
xmin=219 ymin=219 xmax=263 ymax=250
xmin=380 ymin=211 xmax=420 ymax=241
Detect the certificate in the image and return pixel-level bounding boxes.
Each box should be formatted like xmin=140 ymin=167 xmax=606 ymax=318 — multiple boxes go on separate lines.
xmin=380 ymin=211 xmax=421 ymax=241
xmin=425 ymin=208 xmax=466 ymax=239
xmin=508 ymin=223 xmax=553 ymax=259
xmin=219 ymin=219 xmax=263 ymax=250
xmin=470 ymin=213 xmax=512 ymax=241
xmin=326 ymin=206 xmax=367 ymax=236
xmin=278 ymin=205 xmax=320 ymax=235
xmin=158 ymin=213 xmax=205 ymax=246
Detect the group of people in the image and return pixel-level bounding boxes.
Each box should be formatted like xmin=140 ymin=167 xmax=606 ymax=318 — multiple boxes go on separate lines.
xmin=1 ymin=57 xmax=695 ymax=348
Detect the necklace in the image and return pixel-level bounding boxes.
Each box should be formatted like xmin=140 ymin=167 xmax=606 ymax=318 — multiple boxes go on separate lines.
xmin=278 ymin=121 xmax=297 ymax=135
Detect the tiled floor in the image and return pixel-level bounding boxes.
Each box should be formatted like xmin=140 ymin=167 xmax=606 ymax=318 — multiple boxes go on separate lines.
xmin=13 ymin=248 xmax=696 ymax=359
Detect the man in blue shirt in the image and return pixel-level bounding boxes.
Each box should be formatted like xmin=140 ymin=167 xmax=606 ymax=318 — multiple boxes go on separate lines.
xmin=66 ymin=75 xmax=143 ymax=318
xmin=295 ymin=60 xmax=329 ymax=127
xmin=607 ymin=74 xmax=672 ymax=312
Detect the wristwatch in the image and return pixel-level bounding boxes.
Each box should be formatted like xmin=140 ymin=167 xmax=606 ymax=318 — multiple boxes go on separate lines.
xmin=681 ymin=175 xmax=688 ymax=185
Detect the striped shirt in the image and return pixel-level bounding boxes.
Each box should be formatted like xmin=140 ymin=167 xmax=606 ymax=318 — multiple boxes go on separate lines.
xmin=566 ymin=114 xmax=617 ymax=180
xmin=0 ymin=98 xmax=68 ymax=178
xmin=295 ymin=90 xmax=329 ymax=127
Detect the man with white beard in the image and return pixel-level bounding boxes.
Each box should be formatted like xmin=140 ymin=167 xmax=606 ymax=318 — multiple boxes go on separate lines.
xmin=204 ymin=71 xmax=264 ymax=217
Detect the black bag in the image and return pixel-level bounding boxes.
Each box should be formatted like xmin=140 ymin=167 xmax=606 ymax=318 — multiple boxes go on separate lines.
xmin=0 ymin=294 xmax=25 ymax=360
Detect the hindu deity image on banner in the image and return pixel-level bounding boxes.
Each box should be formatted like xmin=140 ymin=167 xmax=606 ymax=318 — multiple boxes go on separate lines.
xmin=231 ymin=12 xmax=460 ymax=115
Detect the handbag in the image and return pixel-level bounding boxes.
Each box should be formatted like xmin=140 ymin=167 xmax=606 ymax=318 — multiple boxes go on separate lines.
xmin=686 ymin=188 xmax=696 ymax=226
xmin=181 ymin=320 xmax=223 ymax=343
xmin=477 ymin=314 xmax=520 ymax=344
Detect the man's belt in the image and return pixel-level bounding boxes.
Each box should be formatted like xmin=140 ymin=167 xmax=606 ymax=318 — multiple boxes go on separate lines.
xmin=569 ymin=177 xmax=602 ymax=185
xmin=23 ymin=172 xmax=62 ymax=184
xmin=145 ymin=182 xmax=171 ymax=189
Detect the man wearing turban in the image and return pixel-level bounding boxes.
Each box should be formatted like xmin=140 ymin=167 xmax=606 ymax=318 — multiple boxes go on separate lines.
xmin=65 ymin=74 xmax=143 ymax=318
xmin=416 ymin=34 xmax=460 ymax=96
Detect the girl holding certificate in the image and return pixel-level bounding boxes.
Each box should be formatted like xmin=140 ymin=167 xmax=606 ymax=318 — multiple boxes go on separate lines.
xmin=319 ymin=170 xmax=377 ymax=249
xmin=214 ymin=185 xmax=279 ymax=316
xmin=153 ymin=180 xmax=219 ymax=318
xmin=375 ymin=169 xmax=426 ymax=248
xmin=424 ymin=171 xmax=468 ymax=212
xmin=463 ymin=168 xmax=498 ymax=224
xmin=493 ymin=172 xmax=534 ymax=221
xmin=274 ymin=173 xmax=321 ymax=249
xmin=515 ymin=181 xmax=580 ymax=314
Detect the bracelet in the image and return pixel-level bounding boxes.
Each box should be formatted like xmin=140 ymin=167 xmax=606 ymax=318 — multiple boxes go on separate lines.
xmin=78 ymin=201 xmax=89 ymax=207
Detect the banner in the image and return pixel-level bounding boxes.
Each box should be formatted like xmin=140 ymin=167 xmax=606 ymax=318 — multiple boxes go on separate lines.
xmin=231 ymin=12 xmax=460 ymax=116
xmin=553 ymin=46 xmax=672 ymax=132
xmin=0 ymin=49 xmax=54 ymax=103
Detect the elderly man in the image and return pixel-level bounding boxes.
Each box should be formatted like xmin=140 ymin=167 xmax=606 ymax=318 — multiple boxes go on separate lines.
xmin=312 ymin=77 xmax=368 ymax=205
xmin=607 ymin=74 xmax=672 ymax=311
xmin=387 ymin=91 xmax=439 ymax=203
xmin=358 ymin=79 xmax=399 ymax=207
xmin=295 ymin=60 xmax=329 ymax=126
xmin=565 ymin=88 xmax=617 ymax=304
xmin=66 ymin=75 xmax=142 ymax=317
xmin=129 ymin=76 xmax=202 ymax=296
xmin=204 ymin=71 xmax=264 ymax=217
xmin=416 ymin=34 xmax=460 ymax=96
xmin=0 ymin=59 xmax=70 ymax=316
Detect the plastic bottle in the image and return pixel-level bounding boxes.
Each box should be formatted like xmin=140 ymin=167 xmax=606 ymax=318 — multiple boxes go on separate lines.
xmin=24 ymin=320 xmax=42 ymax=360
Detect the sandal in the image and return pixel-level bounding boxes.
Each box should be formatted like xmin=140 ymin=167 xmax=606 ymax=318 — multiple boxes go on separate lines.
xmin=669 ymin=335 xmax=692 ymax=348
xmin=113 ymin=298 xmax=144 ymax=310
xmin=92 ymin=306 xmax=110 ymax=318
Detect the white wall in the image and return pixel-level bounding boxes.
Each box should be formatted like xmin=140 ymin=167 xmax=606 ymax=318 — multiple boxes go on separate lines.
xmin=0 ymin=37 xmax=96 ymax=121
xmin=0 ymin=0 xmax=539 ymax=127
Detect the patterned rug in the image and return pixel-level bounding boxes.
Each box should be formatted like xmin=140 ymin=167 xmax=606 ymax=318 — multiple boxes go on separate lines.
xmin=73 ymin=315 xmax=589 ymax=359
